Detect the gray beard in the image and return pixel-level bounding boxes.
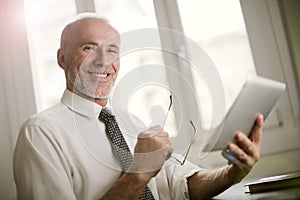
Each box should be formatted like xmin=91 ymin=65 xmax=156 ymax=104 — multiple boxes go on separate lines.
xmin=69 ymin=72 xmax=113 ymax=100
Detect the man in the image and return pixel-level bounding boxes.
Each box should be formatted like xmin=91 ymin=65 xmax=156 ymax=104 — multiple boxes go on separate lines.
xmin=13 ymin=14 xmax=263 ymax=200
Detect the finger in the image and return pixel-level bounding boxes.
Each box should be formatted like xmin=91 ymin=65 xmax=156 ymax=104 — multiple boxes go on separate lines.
xmin=156 ymin=131 xmax=170 ymax=138
xmin=222 ymin=148 xmax=255 ymax=170
xmin=158 ymin=133 xmax=172 ymax=145
xmin=142 ymin=130 xmax=169 ymax=137
xmin=149 ymin=125 xmax=163 ymax=131
xmin=222 ymin=149 xmax=244 ymax=167
xmin=227 ymin=143 xmax=249 ymax=163
xmin=235 ymin=132 xmax=261 ymax=160
xmin=164 ymin=144 xmax=174 ymax=159
xmin=130 ymin=145 xmax=173 ymax=173
xmin=139 ymin=130 xmax=160 ymax=138
xmin=235 ymin=132 xmax=253 ymax=153
xmin=140 ymin=126 xmax=164 ymax=138
xmin=249 ymin=114 xmax=263 ymax=144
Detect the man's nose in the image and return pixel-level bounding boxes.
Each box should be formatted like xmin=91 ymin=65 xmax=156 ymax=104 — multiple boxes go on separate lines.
xmin=93 ymin=47 xmax=109 ymax=67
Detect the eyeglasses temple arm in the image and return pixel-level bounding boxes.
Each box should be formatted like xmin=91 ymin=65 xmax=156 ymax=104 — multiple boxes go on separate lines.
xmin=181 ymin=120 xmax=197 ymax=165
xmin=163 ymin=95 xmax=173 ymax=128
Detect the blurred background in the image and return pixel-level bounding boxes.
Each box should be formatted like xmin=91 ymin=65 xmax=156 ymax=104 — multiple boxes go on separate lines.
xmin=0 ymin=0 xmax=299 ymax=199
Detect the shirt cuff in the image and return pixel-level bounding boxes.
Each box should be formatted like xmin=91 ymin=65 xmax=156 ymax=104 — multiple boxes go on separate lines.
xmin=172 ymin=161 xmax=203 ymax=200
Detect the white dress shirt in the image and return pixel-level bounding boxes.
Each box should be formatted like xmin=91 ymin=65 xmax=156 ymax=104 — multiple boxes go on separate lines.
xmin=13 ymin=89 xmax=201 ymax=200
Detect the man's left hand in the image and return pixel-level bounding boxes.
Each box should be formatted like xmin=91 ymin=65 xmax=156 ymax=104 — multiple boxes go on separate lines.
xmin=222 ymin=114 xmax=264 ymax=183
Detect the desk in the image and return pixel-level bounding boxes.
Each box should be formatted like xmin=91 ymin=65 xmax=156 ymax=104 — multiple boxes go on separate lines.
xmin=213 ymin=179 xmax=300 ymax=200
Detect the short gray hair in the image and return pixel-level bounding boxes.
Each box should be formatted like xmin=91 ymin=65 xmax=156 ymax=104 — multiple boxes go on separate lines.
xmin=59 ymin=12 xmax=110 ymax=50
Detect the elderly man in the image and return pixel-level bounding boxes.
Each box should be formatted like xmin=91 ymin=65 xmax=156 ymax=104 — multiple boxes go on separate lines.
xmin=13 ymin=14 xmax=263 ymax=200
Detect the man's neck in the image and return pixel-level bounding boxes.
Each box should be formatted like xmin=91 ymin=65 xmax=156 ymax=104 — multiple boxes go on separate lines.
xmin=69 ymin=88 xmax=108 ymax=107
xmin=95 ymin=98 xmax=108 ymax=107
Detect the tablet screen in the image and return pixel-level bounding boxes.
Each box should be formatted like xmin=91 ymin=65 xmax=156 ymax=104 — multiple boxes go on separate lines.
xmin=201 ymin=76 xmax=286 ymax=152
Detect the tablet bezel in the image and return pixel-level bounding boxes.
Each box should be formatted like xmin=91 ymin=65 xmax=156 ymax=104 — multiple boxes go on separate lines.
xmin=201 ymin=76 xmax=286 ymax=152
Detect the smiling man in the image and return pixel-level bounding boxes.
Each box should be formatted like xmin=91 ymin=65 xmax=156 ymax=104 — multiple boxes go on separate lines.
xmin=58 ymin=17 xmax=120 ymax=104
xmin=13 ymin=14 xmax=263 ymax=200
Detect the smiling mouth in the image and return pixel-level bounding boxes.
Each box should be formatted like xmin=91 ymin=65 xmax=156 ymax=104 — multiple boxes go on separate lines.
xmin=89 ymin=72 xmax=109 ymax=78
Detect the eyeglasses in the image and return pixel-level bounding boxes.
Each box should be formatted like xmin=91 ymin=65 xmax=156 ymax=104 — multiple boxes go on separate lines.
xmin=163 ymin=95 xmax=197 ymax=166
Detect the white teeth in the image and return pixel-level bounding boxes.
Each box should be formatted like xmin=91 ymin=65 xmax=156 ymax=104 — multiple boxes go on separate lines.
xmin=91 ymin=73 xmax=108 ymax=78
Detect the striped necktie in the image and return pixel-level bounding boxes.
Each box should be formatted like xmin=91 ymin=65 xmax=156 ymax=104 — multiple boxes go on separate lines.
xmin=99 ymin=107 xmax=155 ymax=200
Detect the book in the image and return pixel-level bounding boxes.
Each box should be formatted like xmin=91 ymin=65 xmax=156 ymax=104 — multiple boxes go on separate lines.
xmin=245 ymin=171 xmax=300 ymax=193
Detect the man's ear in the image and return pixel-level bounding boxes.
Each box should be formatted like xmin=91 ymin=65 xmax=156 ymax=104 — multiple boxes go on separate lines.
xmin=57 ymin=49 xmax=67 ymax=70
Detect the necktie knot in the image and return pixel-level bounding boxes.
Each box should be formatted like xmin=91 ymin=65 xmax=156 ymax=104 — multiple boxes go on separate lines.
xmin=99 ymin=107 xmax=115 ymax=122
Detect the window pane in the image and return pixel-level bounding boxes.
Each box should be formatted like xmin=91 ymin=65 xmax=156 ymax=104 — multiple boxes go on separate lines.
xmin=24 ymin=0 xmax=77 ymax=110
xmin=177 ymin=0 xmax=256 ymax=128
xmin=94 ymin=0 xmax=158 ymax=32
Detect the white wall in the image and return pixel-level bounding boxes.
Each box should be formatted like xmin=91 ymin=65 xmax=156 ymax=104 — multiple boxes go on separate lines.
xmin=0 ymin=0 xmax=37 ymax=198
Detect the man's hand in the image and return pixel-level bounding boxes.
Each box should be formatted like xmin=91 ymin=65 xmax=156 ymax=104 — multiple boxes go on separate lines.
xmin=222 ymin=114 xmax=264 ymax=183
xmin=187 ymin=115 xmax=263 ymax=200
xmin=128 ymin=125 xmax=173 ymax=179
xmin=101 ymin=126 xmax=172 ymax=200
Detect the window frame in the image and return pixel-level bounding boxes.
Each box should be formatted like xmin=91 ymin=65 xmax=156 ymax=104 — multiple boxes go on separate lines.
xmin=240 ymin=0 xmax=300 ymax=154
xmin=154 ymin=0 xmax=300 ymax=155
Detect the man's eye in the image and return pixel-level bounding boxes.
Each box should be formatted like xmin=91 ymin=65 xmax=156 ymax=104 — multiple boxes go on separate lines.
xmin=108 ymin=49 xmax=118 ymax=54
xmin=83 ymin=46 xmax=96 ymax=51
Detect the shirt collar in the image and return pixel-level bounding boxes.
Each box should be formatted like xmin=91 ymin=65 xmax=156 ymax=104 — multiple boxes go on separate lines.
xmin=61 ymin=89 xmax=111 ymax=119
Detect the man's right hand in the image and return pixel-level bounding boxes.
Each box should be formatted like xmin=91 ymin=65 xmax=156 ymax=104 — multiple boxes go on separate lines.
xmin=101 ymin=126 xmax=172 ymax=199
xmin=128 ymin=125 xmax=173 ymax=179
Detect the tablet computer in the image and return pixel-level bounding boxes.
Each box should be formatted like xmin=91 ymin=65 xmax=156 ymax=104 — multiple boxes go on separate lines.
xmin=202 ymin=76 xmax=286 ymax=152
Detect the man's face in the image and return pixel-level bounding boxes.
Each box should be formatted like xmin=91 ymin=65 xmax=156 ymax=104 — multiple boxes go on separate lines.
xmin=61 ymin=19 xmax=120 ymax=99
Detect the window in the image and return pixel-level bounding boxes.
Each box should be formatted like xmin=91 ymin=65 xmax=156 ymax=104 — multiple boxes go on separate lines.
xmin=177 ymin=0 xmax=256 ymax=129
xmin=153 ymin=0 xmax=300 ymax=162
xmin=24 ymin=0 xmax=77 ymax=110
